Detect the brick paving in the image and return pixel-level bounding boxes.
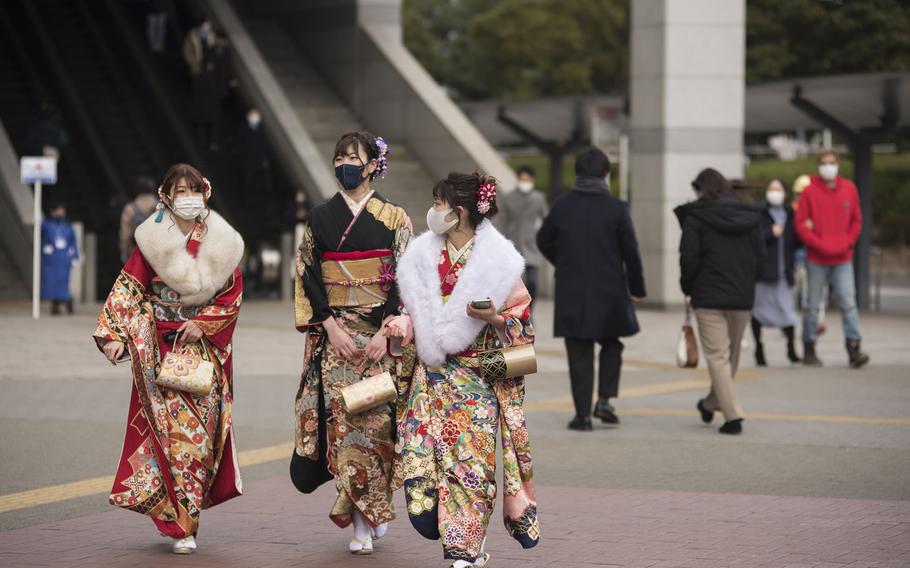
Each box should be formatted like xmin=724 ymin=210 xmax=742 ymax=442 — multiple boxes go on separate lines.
xmin=1 ymin=476 xmax=909 ymax=568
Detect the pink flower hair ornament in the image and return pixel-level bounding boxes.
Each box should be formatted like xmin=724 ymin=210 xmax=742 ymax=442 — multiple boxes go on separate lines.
xmin=476 ymin=177 xmax=497 ymax=214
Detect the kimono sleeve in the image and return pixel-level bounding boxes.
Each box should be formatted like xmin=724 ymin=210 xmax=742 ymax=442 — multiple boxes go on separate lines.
xmin=382 ymin=219 xmax=413 ymax=320
xmin=193 ymin=268 xmax=243 ymax=351
xmin=497 ymin=280 xmax=534 ymax=347
xmin=295 ymin=222 xmax=332 ymax=330
xmin=93 ymin=248 xmax=155 ymax=350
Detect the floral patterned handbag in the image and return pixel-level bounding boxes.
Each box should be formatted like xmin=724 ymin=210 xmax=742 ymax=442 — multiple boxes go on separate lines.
xmin=155 ymin=335 xmax=215 ymax=395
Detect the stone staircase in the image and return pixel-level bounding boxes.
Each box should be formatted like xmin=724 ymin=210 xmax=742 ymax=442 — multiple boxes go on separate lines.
xmin=242 ymin=18 xmax=434 ymax=232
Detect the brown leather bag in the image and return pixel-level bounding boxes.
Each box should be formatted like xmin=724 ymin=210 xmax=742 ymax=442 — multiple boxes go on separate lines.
xmin=676 ymin=300 xmax=699 ymax=368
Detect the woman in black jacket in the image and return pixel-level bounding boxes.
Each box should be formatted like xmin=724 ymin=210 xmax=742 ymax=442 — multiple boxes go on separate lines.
xmin=752 ymin=180 xmax=802 ymax=366
xmin=674 ymin=168 xmax=765 ymax=435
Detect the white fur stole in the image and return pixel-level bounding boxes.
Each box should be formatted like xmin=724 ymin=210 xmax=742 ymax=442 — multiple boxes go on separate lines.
xmin=134 ymin=210 xmax=244 ymax=306
xmin=396 ymin=220 xmax=524 ymax=366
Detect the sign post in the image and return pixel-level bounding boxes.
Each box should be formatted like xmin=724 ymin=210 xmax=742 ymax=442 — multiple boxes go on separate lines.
xmin=20 ymin=156 xmax=58 ymax=320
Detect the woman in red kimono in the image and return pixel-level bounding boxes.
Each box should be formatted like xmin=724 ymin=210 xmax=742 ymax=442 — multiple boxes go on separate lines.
xmin=93 ymin=163 xmax=244 ymax=554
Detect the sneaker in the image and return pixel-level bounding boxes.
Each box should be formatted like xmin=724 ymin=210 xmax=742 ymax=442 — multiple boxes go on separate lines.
xmin=173 ymin=536 xmax=197 ymax=554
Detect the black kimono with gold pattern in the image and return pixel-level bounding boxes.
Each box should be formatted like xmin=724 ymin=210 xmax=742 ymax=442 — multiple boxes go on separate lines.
xmin=292 ymin=191 xmax=411 ymax=528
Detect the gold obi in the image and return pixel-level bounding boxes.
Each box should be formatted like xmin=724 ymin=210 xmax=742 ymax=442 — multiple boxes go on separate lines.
xmin=321 ymin=254 xmax=394 ymax=308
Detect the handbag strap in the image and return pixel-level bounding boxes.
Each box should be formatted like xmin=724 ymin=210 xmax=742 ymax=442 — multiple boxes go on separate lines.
xmin=684 ymin=298 xmax=694 ymax=325
xmin=171 ymin=331 xmax=214 ymax=361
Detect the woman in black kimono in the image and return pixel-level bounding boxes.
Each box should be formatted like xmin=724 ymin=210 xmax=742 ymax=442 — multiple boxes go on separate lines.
xmin=291 ymin=131 xmax=411 ymax=555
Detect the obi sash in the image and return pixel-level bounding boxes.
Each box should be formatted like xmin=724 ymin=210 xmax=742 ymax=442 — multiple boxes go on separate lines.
xmin=321 ymin=249 xmax=395 ymax=308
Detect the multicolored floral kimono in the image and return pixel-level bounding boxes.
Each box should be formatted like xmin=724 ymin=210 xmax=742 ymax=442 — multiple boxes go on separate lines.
xmin=392 ymin=220 xmax=540 ymax=563
xmin=93 ymin=210 xmax=244 ymax=538
xmin=293 ymin=190 xmax=411 ymax=528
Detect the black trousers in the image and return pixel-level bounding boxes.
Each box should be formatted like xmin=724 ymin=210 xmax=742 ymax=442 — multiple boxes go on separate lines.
xmin=565 ymin=337 xmax=624 ymax=418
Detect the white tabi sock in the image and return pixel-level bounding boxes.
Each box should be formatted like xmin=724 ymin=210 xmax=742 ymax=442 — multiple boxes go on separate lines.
xmin=352 ymin=509 xmax=372 ymax=543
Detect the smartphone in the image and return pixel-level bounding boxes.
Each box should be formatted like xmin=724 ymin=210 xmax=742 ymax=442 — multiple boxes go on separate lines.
xmin=470 ymin=299 xmax=492 ymax=310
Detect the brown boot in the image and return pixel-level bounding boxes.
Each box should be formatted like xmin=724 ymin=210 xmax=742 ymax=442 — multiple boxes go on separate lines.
xmin=803 ymin=342 xmax=823 ymax=367
xmin=846 ymin=340 xmax=870 ymax=369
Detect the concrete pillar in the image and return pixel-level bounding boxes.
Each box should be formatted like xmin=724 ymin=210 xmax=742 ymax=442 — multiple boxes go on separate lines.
xmin=630 ymin=0 xmax=745 ymax=308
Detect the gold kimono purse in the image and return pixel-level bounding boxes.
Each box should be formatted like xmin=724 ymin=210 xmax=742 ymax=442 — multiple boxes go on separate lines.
xmin=341 ymin=365 xmax=397 ymax=414
xmin=479 ymin=343 xmax=537 ymax=381
xmin=155 ymin=336 xmax=215 ymax=396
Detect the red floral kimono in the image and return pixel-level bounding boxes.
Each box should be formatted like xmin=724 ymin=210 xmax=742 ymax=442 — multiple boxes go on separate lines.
xmin=93 ymin=210 xmax=244 ymax=538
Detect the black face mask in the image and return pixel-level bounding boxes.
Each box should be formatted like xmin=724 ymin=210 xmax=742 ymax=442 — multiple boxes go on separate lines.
xmin=335 ymin=163 xmax=366 ymax=191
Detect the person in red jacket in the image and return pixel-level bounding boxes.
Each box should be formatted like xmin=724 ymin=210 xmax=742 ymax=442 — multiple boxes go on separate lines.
xmin=794 ymin=149 xmax=869 ymax=368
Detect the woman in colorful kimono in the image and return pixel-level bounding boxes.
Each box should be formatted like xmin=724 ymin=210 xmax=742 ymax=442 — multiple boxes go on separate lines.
xmin=388 ymin=172 xmax=541 ymax=568
xmin=292 ymin=131 xmax=411 ymax=555
xmin=93 ymin=163 xmax=244 ymax=554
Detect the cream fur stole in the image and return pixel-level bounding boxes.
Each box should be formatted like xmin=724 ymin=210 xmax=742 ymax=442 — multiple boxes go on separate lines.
xmin=396 ymin=220 xmax=524 ymax=366
xmin=134 ymin=210 xmax=244 ymax=306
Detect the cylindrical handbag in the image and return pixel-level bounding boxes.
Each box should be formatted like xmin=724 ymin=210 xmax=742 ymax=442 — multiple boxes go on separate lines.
xmin=676 ymin=300 xmax=699 ymax=369
xmin=155 ymin=336 xmax=216 ymax=395
xmin=341 ymin=365 xmax=397 ymax=414
xmin=479 ymin=343 xmax=537 ymax=381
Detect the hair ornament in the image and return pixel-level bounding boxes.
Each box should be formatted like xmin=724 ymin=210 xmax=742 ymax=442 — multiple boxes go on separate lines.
xmin=154 ymin=186 xmax=165 ymax=222
xmin=373 ymin=137 xmax=390 ymax=180
xmin=476 ymin=176 xmax=497 ymax=214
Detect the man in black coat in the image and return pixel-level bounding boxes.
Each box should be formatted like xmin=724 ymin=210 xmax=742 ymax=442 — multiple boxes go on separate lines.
xmin=537 ymin=148 xmax=646 ymax=432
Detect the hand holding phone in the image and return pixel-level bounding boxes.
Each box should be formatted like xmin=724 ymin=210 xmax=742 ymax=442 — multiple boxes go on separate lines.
xmin=470 ymin=299 xmax=492 ymax=310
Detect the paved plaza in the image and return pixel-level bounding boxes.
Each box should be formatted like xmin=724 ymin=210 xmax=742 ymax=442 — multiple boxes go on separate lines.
xmin=1 ymin=299 xmax=909 ymax=567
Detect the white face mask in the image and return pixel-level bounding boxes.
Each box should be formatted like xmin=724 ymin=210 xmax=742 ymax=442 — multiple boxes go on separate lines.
xmin=517 ymin=180 xmax=534 ymax=193
xmin=819 ymin=163 xmax=839 ymax=182
xmin=426 ymin=207 xmax=458 ymax=235
xmin=247 ymin=112 xmax=261 ymax=128
xmin=172 ymin=195 xmax=206 ymax=220
xmin=766 ymin=190 xmax=785 ymax=207
xmin=604 ymin=172 xmax=611 ymax=187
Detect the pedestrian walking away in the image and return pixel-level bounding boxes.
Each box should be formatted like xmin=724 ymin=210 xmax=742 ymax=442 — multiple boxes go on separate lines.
xmin=751 ymin=179 xmax=802 ymax=366
xmin=794 ymin=149 xmax=869 ymax=368
xmin=537 ymin=148 xmax=646 ymax=431
xmin=292 ymin=131 xmax=411 ymax=555
xmin=391 ymin=172 xmax=539 ymax=568
xmin=676 ymin=168 xmax=764 ymax=435
xmin=92 ymin=164 xmax=245 ymax=554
